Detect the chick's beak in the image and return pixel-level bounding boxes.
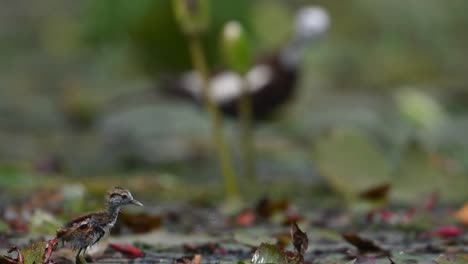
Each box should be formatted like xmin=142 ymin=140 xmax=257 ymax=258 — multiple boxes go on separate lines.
xmin=131 ymin=199 xmax=143 ymax=206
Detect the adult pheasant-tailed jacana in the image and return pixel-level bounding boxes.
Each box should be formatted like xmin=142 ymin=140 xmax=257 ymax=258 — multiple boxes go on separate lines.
xmin=56 ymin=187 xmax=143 ymax=264
xmin=164 ymin=6 xmax=330 ymax=120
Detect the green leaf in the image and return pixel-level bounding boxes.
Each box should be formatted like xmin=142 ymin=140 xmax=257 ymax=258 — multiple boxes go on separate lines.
xmin=393 ymin=143 xmax=468 ymax=203
xmin=21 ymin=241 xmax=51 ymax=264
xmin=251 ymin=243 xmax=287 ymax=264
xmin=312 ymin=128 xmax=391 ymax=199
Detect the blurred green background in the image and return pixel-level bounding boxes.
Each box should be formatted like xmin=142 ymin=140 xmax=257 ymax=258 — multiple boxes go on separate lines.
xmin=1 ymin=0 xmax=468 ymax=203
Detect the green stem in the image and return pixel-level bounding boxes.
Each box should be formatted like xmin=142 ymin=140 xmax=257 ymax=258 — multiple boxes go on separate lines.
xmin=238 ymin=79 xmax=256 ymax=182
xmin=188 ymin=36 xmax=239 ymax=199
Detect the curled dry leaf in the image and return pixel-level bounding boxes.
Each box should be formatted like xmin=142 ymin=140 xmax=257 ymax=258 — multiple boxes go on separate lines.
xmin=291 ymin=222 xmax=308 ymax=256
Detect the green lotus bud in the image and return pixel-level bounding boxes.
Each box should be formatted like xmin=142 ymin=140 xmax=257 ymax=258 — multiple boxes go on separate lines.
xmin=221 ymin=21 xmax=252 ymax=75
xmin=173 ymin=0 xmax=210 ymax=36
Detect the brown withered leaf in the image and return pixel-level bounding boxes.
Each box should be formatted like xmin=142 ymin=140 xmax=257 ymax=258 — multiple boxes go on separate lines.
xmin=342 ymin=232 xmax=389 ymax=255
xmin=291 ymin=222 xmax=308 ymax=256
xmin=173 ymin=254 xmax=201 ymax=264
xmin=359 ymin=183 xmax=391 ymax=201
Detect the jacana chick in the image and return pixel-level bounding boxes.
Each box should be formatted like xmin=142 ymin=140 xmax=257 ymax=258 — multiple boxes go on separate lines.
xmin=56 ymin=187 xmax=143 ymax=264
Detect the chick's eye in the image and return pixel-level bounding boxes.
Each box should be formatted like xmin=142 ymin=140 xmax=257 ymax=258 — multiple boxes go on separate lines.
xmin=122 ymin=195 xmax=128 ymax=199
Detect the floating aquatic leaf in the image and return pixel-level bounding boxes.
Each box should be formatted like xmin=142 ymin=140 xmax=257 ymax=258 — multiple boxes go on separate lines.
xmin=20 ymin=239 xmax=57 ymax=264
xmin=251 ymin=243 xmax=287 ymax=264
xmin=1 ymin=239 xmax=56 ymax=264
xmin=313 ymin=128 xmax=391 ymax=198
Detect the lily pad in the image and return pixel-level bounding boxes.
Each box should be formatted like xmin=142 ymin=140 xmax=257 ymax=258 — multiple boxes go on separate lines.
xmin=312 ymin=128 xmax=391 ymax=198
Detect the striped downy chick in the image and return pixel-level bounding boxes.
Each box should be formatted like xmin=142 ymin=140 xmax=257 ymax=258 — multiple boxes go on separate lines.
xmin=56 ymin=187 xmax=143 ymax=264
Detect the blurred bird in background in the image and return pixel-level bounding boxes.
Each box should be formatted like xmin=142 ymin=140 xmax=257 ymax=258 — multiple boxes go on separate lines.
xmin=163 ymin=6 xmax=330 ymax=120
